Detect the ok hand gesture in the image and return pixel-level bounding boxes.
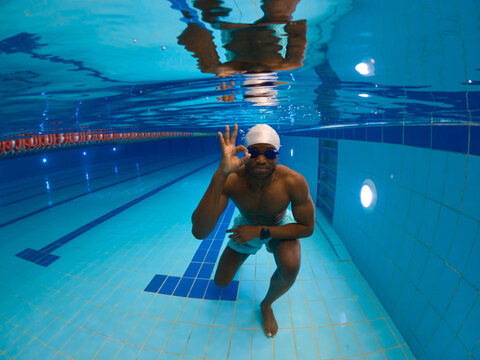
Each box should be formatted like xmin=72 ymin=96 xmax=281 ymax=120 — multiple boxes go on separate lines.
xmin=218 ymin=124 xmax=251 ymax=176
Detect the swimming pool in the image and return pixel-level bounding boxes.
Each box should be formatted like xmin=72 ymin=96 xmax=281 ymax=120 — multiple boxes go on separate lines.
xmin=0 ymin=0 xmax=479 ymax=359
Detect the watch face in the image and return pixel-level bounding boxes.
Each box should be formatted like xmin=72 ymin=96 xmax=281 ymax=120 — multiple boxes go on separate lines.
xmin=260 ymin=227 xmax=270 ymax=240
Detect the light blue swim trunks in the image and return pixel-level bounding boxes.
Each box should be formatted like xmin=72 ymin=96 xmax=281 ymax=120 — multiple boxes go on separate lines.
xmin=227 ymin=209 xmax=295 ymax=254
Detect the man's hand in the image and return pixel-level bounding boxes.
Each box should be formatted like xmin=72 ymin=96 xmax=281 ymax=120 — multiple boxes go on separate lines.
xmin=218 ymin=124 xmax=251 ymax=176
xmin=226 ymin=225 xmax=261 ymax=245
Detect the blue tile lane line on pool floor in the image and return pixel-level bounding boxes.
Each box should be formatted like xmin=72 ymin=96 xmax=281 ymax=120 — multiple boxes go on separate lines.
xmin=144 ymin=202 xmax=239 ymax=301
xmin=1 ymin=156 xmax=205 ymax=228
xmin=15 ymin=159 xmax=218 ymax=267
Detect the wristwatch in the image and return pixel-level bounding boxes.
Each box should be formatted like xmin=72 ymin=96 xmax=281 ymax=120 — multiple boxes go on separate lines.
xmin=260 ymin=226 xmax=270 ymax=240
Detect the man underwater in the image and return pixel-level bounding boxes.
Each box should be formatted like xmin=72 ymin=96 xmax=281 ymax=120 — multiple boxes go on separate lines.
xmin=192 ymin=123 xmax=314 ymax=337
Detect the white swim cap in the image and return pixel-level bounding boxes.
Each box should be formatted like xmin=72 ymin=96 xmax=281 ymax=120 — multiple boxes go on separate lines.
xmin=245 ymin=124 xmax=280 ymax=150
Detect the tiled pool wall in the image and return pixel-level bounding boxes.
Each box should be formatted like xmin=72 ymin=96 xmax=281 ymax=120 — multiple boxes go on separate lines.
xmin=283 ymin=123 xmax=479 ymax=359
xmin=0 ymin=136 xmax=219 ymax=183
xmin=288 ymin=124 xmax=480 ymax=157
xmin=332 ymin=140 xmax=479 ymax=359
xmin=279 ymin=135 xmax=319 ymax=206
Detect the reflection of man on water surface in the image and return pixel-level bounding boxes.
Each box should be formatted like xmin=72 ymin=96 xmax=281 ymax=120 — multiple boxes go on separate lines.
xmin=174 ymin=0 xmax=307 ymax=103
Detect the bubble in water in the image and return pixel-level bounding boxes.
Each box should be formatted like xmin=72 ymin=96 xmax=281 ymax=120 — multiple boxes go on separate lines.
xmin=239 ymin=129 xmax=245 ymax=143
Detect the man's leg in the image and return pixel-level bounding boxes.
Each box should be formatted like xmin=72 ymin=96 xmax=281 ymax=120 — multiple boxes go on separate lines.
xmin=261 ymin=238 xmax=301 ymax=337
xmin=214 ymin=246 xmax=250 ymax=287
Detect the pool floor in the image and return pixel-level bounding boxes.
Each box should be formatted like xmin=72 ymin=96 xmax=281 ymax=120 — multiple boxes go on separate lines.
xmin=0 ymin=154 xmax=414 ymax=359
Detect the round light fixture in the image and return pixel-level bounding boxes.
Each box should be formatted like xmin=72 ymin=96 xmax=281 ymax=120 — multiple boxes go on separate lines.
xmin=361 ymin=179 xmax=377 ymax=209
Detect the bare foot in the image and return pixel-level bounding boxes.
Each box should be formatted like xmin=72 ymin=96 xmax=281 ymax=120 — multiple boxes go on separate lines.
xmin=260 ymin=301 xmax=278 ymax=337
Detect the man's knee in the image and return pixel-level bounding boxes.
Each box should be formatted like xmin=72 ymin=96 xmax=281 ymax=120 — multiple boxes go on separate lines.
xmin=275 ymin=239 xmax=301 ymax=282
xmin=214 ymin=247 xmax=249 ymax=288
xmin=213 ymin=265 xmax=235 ymax=288
xmin=214 ymin=273 xmax=232 ymax=288
xmin=279 ymin=258 xmax=300 ymax=282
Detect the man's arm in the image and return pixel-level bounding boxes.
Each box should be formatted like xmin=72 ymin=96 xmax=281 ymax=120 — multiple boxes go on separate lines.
xmin=268 ymin=172 xmax=315 ymax=239
xmin=191 ymin=124 xmax=250 ymax=239
xmin=191 ymin=171 xmax=229 ymax=239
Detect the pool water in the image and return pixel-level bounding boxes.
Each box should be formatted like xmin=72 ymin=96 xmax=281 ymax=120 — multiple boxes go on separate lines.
xmin=0 ymin=145 xmax=414 ymax=359
xmin=1 ymin=0 xmax=479 ymax=359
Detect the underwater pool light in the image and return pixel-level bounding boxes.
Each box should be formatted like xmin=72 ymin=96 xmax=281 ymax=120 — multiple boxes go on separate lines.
xmin=360 ymin=179 xmax=377 ymax=209
xmin=42 ymin=158 xmax=47 ymax=163
xmin=83 ymin=151 xmax=87 ymax=156
xmin=355 ymin=63 xmax=368 ymax=75
xmin=113 ymin=147 xmax=117 ymax=151
xmin=355 ymin=58 xmax=375 ymax=76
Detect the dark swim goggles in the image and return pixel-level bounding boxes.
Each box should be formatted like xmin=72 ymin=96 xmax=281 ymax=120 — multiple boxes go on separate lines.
xmin=248 ymin=148 xmax=279 ymax=159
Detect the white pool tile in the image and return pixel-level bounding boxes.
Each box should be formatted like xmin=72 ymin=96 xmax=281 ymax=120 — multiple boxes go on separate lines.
xmin=314 ymin=326 xmax=341 ymax=359
xmin=137 ymin=348 xmax=162 ymax=360
xmin=251 ymin=329 xmax=273 ymax=359
xmin=183 ymin=325 xmax=211 ymax=358
xmin=94 ymin=338 xmax=124 ymax=359
xmin=145 ymin=320 xmax=174 ymax=351
xmin=195 ymin=300 xmax=219 ymax=326
xmin=294 ymin=328 xmax=319 ymax=360
xmin=273 ymin=329 xmax=296 ymax=360
xmin=160 ymin=297 xmax=186 ymax=321
xmin=116 ymin=344 xmax=141 ymax=359
xmin=205 ymin=326 xmax=231 ymax=360
xmin=334 ymin=324 xmax=362 ymax=357
xmin=307 ymin=300 xmax=330 ymax=327
xmin=214 ymin=301 xmax=236 ymax=327
xmin=163 ymin=322 xmax=192 ymax=355
xmin=290 ymin=302 xmax=312 ymax=328
xmin=234 ymin=301 xmax=254 ymax=328
xmin=271 ymin=301 xmax=292 ymax=329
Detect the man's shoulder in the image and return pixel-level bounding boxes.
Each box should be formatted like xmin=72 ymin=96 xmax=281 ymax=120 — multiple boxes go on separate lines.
xmin=277 ymin=165 xmax=304 ymax=181
xmin=276 ymin=165 xmax=308 ymax=192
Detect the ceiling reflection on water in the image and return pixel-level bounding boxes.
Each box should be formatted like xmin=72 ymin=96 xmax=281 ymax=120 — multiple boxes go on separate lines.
xmin=0 ymin=0 xmax=478 ymax=140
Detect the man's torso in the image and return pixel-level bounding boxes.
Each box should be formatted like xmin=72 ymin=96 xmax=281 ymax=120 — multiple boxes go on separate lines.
xmin=224 ymin=165 xmax=294 ymax=226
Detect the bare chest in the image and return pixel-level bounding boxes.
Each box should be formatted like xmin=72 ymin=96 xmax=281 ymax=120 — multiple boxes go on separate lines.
xmin=229 ymin=183 xmax=290 ymax=225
